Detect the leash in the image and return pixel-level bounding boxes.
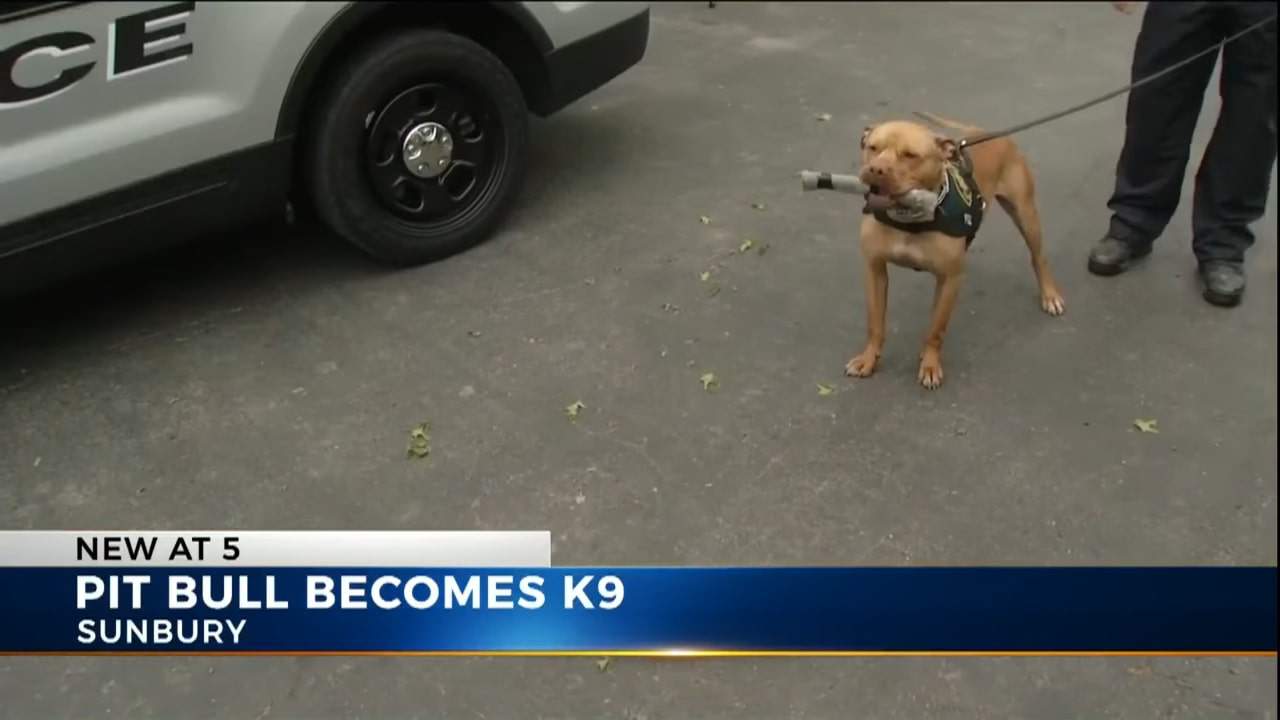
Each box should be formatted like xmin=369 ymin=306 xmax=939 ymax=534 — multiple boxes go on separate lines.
xmin=960 ymin=12 xmax=1278 ymax=149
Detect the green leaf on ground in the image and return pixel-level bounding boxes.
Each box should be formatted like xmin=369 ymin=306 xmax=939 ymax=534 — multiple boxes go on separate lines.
xmin=751 ymin=202 xmax=766 ymax=211
xmin=699 ymin=215 xmax=712 ymax=225
xmin=406 ymin=423 xmax=431 ymax=459
xmin=817 ymin=383 xmax=835 ymax=396
xmin=738 ymin=239 xmax=754 ymax=253
xmin=815 ymin=112 xmax=833 ymax=122
xmin=1133 ymin=418 xmax=1159 ymax=434
xmin=700 ymin=271 xmax=712 ymax=282
xmin=596 ymin=657 xmax=612 ymax=672
xmin=566 ymin=401 xmax=586 ymax=421
xmin=700 ymin=372 xmax=719 ymax=391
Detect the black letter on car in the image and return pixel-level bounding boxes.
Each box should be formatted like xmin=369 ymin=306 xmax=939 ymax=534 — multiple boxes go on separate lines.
xmin=110 ymin=1 xmax=194 ymax=79
xmin=0 ymin=32 xmax=95 ymax=106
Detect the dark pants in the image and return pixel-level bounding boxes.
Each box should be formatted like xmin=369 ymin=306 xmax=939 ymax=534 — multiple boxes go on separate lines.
xmin=1108 ymin=1 xmax=1277 ymax=264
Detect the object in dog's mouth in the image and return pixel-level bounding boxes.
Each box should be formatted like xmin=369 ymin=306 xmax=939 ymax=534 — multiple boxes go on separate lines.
xmin=798 ymin=170 xmax=938 ymax=217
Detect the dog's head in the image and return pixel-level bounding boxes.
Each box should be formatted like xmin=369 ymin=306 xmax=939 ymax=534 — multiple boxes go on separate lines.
xmin=858 ymin=121 xmax=956 ymax=205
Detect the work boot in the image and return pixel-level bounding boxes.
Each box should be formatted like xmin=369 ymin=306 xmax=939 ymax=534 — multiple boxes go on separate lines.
xmin=1087 ymin=235 xmax=1152 ymax=277
xmin=1198 ymin=260 xmax=1245 ymax=307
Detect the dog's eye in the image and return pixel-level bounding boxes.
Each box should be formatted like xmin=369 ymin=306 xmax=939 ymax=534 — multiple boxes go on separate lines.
xmin=866 ymin=144 xmax=879 ymax=153
xmin=902 ymin=151 xmax=919 ymax=160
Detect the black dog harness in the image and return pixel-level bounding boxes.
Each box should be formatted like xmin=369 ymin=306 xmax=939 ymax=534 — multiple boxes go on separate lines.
xmin=863 ymin=149 xmax=986 ymax=248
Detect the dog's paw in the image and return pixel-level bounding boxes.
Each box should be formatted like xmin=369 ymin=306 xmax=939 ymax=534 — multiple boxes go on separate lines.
xmin=917 ymin=352 xmax=944 ymax=389
xmin=845 ymin=350 xmax=879 ymax=378
xmin=1040 ymin=286 xmax=1066 ymax=316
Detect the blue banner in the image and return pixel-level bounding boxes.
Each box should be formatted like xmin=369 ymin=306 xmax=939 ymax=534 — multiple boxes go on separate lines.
xmin=0 ymin=567 xmax=1274 ymax=653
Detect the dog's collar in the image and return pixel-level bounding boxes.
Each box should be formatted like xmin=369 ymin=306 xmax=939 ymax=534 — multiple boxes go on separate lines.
xmin=867 ymin=153 xmax=986 ymax=245
xmin=932 ymin=166 xmax=950 ymax=210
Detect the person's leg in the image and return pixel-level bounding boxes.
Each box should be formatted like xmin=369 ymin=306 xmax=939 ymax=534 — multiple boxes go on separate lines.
xmin=1190 ymin=3 xmax=1277 ymax=276
xmin=1107 ymin=2 xmax=1222 ymax=246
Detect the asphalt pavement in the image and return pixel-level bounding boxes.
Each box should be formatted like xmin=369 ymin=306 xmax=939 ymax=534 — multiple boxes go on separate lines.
xmin=1 ymin=2 xmax=1276 ymax=718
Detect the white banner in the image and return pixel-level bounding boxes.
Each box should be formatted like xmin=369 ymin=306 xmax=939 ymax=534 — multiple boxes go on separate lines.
xmin=0 ymin=531 xmax=551 ymax=567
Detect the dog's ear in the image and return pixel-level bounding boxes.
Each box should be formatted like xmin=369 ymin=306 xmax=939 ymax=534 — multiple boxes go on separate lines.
xmin=860 ymin=125 xmax=875 ymax=149
xmin=935 ymin=135 xmax=959 ymax=160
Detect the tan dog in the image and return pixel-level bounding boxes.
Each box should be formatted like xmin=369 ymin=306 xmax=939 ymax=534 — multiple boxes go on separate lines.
xmin=845 ymin=113 xmax=1065 ymax=389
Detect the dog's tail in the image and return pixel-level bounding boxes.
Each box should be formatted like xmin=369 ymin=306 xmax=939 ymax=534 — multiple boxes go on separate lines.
xmin=912 ymin=111 xmax=979 ymax=133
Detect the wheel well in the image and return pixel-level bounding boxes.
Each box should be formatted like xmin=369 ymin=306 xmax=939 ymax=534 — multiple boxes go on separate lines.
xmin=276 ymin=1 xmax=551 ymax=143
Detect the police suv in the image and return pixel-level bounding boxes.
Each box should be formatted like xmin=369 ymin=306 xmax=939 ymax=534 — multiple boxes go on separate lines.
xmin=0 ymin=2 xmax=649 ymax=291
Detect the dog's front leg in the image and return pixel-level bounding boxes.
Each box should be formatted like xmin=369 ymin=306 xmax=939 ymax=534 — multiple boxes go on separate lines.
xmin=918 ymin=272 xmax=964 ymax=389
xmin=846 ymin=256 xmax=888 ymax=378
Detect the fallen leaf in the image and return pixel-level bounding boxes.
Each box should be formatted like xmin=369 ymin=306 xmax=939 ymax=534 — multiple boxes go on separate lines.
xmin=1133 ymin=418 xmax=1159 ymax=434
xmin=699 ymin=215 xmax=712 ymax=225
xmin=406 ymin=423 xmax=431 ymax=459
xmin=700 ymin=372 xmax=719 ymax=391
xmin=596 ymin=657 xmax=612 ymax=672
xmin=756 ymin=243 xmax=771 ymax=256
xmin=738 ymin=239 xmax=754 ymax=253
xmin=661 ymin=302 xmax=679 ymax=313
xmin=467 ymin=330 xmax=482 ymax=338
xmin=815 ymin=112 xmax=833 ymax=122
xmin=33 ymin=456 xmax=41 ymax=468
xmin=817 ymin=383 xmax=835 ymax=396
xmin=584 ymin=277 xmax=596 ymax=286
xmin=706 ymin=284 xmax=722 ymax=298
xmin=751 ymin=202 xmax=766 ymax=211
xmin=565 ymin=401 xmax=587 ymax=421
xmin=699 ymin=271 xmax=712 ymax=282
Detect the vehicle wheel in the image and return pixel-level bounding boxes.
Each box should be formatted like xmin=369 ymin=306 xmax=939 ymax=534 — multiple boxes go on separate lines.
xmin=306 ymin=29 xmax=529 ymax=265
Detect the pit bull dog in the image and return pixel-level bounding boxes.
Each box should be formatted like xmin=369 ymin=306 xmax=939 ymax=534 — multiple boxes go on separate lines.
xmin=845 ymin=113 xmax=1066 ymax=389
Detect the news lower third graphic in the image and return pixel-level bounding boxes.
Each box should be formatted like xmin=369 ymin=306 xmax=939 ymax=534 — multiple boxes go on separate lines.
xmin=0 ymin=532 xmax=1274 ymax=655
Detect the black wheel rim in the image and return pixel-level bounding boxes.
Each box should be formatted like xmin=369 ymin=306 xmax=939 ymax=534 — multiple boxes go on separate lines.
xmin=364 ymin=81 xmax=502 ymax=227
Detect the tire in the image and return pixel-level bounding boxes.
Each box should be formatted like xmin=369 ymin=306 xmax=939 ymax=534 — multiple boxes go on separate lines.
xmin=306 ymin=29 xmax=529 ymax=266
